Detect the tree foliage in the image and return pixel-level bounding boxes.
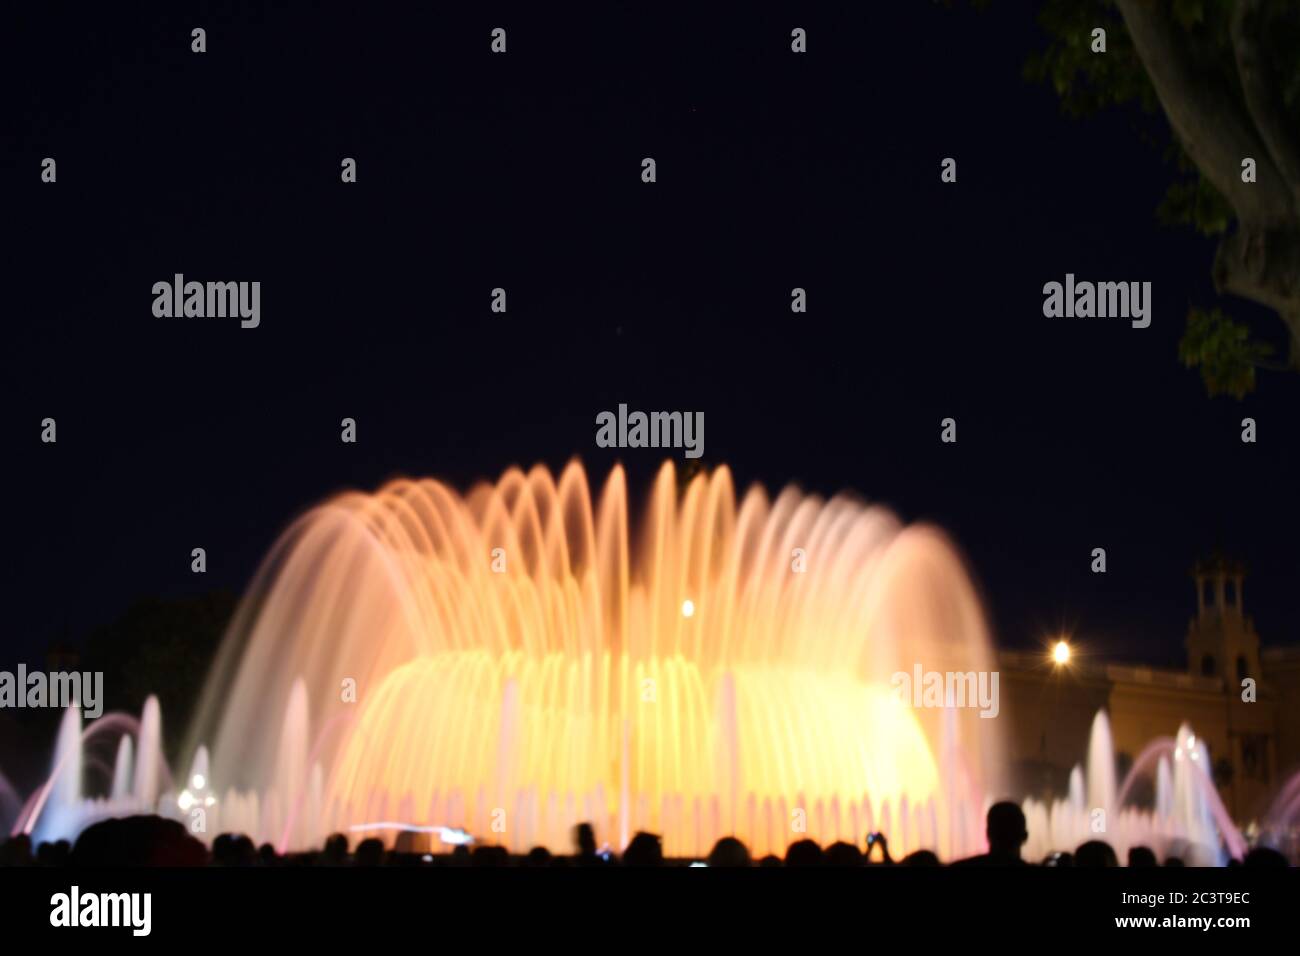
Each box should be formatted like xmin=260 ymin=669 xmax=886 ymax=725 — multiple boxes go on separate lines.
xmin=80 ymin=592 xmax=237 ymax=766
xmin=1001 ymin=0 xmax=1300 ymax=395
xmin=1179 ymin=307 xmax=1275 ymax=398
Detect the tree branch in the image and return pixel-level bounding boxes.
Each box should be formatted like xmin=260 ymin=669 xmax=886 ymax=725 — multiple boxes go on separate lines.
xmin=1214 ymin=226 xmax=1300 ymax=361
xmin=1231 ymin=0 xmax=1300 ymax=210
xmin=1114 ymin=0 xmax=1293 ymax=224
xmin=1286 ymin=310 xmax=1300 ymax=370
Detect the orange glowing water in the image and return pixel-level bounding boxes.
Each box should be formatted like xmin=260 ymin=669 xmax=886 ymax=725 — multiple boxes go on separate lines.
xmin=186 ymin=461 xmax=1003 ymax=857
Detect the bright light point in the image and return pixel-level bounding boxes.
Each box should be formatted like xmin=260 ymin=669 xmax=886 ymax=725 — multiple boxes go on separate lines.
xmin=178 ymin=790 xmax=194 ymax=811
xmin=1052 ymin=640 xmax=1071 ymax=665
xmin=192 ymin=774 xmax=206 ymax=789
xmin=438 ymin=827 xmax=474 ymax=846
xmin=1187 ymin=734 xmax=1196 ymax=749
xmin=681 ymin=599 xmax=695 ymax=618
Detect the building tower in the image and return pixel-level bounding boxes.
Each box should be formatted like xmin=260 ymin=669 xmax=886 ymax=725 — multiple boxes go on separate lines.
xmin=1186 ymin=555 xmax=1260 ymax=686
xmin=1186 ymin=556 xmax=1286 ymax=820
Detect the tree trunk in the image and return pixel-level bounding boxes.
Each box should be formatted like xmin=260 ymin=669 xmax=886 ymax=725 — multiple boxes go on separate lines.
xmin=1117 ymin=0 xmax=1300 ymax=358
xmin=1115 ymin=0 xmax=1294 ymax=222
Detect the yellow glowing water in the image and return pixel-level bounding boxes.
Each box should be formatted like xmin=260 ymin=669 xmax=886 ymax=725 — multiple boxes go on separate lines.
xmin=187 ymin=461 xmax=1003 ymax=857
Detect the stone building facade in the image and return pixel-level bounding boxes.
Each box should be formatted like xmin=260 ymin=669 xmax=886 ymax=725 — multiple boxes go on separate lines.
xmin=999 ymin=559 xmax=1299 ymax=825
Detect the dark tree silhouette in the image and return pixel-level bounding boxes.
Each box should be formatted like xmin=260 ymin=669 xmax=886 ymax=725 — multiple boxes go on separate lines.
xmin=966 ymin=0 xmax=1300 ymax=396
xmin=79 ymin=591 xmax=237 ymax=765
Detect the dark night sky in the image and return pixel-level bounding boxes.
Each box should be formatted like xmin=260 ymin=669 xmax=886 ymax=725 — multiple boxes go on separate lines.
xmin=3 ymin=2 xmax=1298 ymax=670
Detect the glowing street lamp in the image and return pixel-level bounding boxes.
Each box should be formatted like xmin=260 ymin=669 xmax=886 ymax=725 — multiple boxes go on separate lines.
xmin=1052 ymin=640 xmax=1071 ymax=666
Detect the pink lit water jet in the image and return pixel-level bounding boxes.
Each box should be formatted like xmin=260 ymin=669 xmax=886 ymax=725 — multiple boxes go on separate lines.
xmin=1021 ymin=714 xmax=1245 ymax=865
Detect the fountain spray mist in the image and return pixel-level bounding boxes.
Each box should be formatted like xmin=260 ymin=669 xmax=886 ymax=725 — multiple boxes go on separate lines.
xmin=184 ymin=460 xmax=1004 ymax=857
xmin=10 ymin=461 xmax=1262 ymax=863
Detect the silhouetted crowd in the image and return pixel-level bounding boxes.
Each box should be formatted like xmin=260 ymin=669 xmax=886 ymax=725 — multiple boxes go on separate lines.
xmin=0 ymin=802 xmax=1291 ymax=867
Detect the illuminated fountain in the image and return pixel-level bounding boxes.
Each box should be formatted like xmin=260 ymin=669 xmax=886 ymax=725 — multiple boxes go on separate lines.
xmin=13 ymin=699 xmax=171 ymax=846
xmin=179 ymin=460 xmax=1003 ymax=857
xmin=1259 ymin=770 xmax=1300 ymax=860
xmin=4 ymin=461 xmax=1268 ymax=863
xmin=1021 ymin=712 xmax=1246 ymax=865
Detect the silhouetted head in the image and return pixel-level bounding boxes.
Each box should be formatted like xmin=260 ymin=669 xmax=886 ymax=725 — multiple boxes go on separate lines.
xmin=985 ymin=801 xmax=1028 ymax=858
xmin=212 ymin=833 xmax=237 ymax=865
xmin=784 ymin=839 xmax=823 ymax=866
xmin=1074 ymin=840 xmax=1118 ymax=867
xmin=901 ymin=849 xmax=941 ymax=867
xmin=232 ymin=835 xmax=256 ymax=865
xmin=36 ymin=840 xmax=70 ymax=866
xmin=824 ymin=841 xmax=863 ymax=866
xmin=706 ymin=836 xmax=752 ymax=868
xmin=623 ymin=831 xmax=664 ymax=866
xmin=354 ymin=837 xmax=385 ymax=866
xmin=757 ymin=854 xmax=783 ymax=868
xmin=1164 ymin=856 xmax=1184 ymax=867
xmin=1127 ymin=845 xmax=1157 ymax=868
xmin=1243 ymin=846 xmax=1289 ymax=868
xmin=574 ymin=822 xmax=597 ymax=856
xmin=322 ymin=832 xmax=349 ymax=865
xmin=450 ymin=843 xmax=471 ymax=866
xmin=525 ymin=846 xmax=553 ymax=867
xmin=70 ymin=815 xmax=208 ymax=866
xmin=0 ymin=834 xmax=34 ymax=866
xmin=471 ymin=844 xmax=509 ymax=867
xmin=258 ymin=842 xmax=280 ymax=866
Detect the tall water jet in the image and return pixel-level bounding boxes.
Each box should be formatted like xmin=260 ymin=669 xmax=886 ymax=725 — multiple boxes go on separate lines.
xmin=1068 ymin=765 xmax=1084 ymax=810
xmin=185 ymin=460 xmax=1005 ymax=856
xmin=1085 ymin=710 xmax=1116 ymax=816
xmin=1155 ymin=756 xmax=1173 ymax=820
xmin=53 ymin=706 xmax=82 ymax=811
xmin=132 ymin=696 xmax=162 ymax=810
xmin=187 ymin=746 xmax=210 ymax=793
xmin=28 ymin=706 xmax=83 ymax=844
xmin=111 ymin=736 xmax=134 ymax=801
